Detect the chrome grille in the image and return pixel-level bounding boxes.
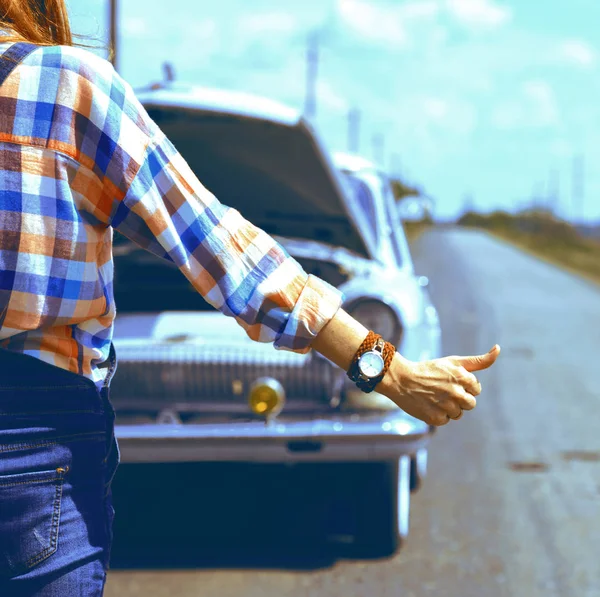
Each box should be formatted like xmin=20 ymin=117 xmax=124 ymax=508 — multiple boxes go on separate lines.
xmin=110 ymin=342 xmax=340 ymax=410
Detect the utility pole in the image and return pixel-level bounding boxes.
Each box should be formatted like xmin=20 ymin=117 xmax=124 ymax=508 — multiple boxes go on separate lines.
xmin=109 ymin=0 xmax=118 ymax=72
xmin=372 ymin=133 xmax=385 ymax=166
xmin=347 ymin=108 xmax=361 ymax=153
xmin=572 ymin=153 xmax=584 ymax=223
xmin=163 ymin=62 xmax=176 ymax=82
xmin=304 ymin=31 xmax=319 ymax=121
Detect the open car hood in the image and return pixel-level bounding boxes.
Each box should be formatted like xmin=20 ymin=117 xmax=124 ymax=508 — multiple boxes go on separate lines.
xmin=138 ymin=86 xmax=371 ymax=258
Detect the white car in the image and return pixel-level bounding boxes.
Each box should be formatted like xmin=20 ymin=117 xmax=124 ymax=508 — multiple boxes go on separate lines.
xmin=110 ymin=83 xmax=441 ymax=558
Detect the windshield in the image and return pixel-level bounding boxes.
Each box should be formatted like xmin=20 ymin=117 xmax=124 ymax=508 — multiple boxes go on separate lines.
xmin=339 ymin=173 xmax=379 ymax=233
xmin=381 ymin=177 xmax=411 ymax=268
xmin=340 ymin=170 xmax=402 ymax=267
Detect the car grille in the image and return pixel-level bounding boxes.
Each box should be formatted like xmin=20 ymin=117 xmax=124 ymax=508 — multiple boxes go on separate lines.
xmin=109 ymin=342 xmax=341 ymax=412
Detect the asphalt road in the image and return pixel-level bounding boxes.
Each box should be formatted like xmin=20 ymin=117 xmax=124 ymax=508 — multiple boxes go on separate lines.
xmin=105 ymin=227 xmax=600 ymax=597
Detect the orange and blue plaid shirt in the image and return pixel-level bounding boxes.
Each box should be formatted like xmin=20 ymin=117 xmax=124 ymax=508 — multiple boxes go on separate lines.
xmin=0 ymin=41 xmax=342 ymax=387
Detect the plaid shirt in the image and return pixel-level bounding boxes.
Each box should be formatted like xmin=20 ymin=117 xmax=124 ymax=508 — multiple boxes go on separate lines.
xmin=0 ymin=42 xmax=342 ymax=387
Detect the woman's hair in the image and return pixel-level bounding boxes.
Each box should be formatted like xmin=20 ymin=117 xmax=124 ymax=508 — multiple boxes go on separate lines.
xmin=0 ymin=0 xmax=73 ymax=46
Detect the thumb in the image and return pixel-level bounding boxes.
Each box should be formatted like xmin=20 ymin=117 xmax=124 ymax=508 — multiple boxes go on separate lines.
xmin=455 ymin=345 xmax=501 ymax=372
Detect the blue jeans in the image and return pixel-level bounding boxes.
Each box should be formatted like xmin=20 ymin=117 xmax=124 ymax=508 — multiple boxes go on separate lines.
xmin=0 ymin=349 xmax=119 ymax=596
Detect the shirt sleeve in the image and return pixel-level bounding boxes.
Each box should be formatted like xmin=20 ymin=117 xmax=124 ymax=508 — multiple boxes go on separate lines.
xmin=111 ymin=131 xmax=343 ymax=352
xmin=59 ymin=47 xmax=343 ymax=352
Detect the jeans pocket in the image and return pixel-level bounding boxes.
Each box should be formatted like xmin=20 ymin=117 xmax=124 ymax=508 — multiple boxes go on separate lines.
xmin=0 ymin=466 xmax=69 ymax=577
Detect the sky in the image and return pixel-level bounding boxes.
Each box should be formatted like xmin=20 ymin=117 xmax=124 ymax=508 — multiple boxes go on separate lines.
xmin=69 ymin=0 xmax=600 ymax=222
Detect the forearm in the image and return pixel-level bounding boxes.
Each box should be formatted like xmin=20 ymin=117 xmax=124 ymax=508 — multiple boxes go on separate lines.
xmin=310 ymin=308 xmax=370 ymax=372
xmin=311 ymin=308 xmax=404 ymax=395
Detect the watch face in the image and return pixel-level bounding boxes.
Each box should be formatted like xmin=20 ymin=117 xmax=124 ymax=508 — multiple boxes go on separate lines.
xmin=357 ymin=351 xmax=385 ymax=378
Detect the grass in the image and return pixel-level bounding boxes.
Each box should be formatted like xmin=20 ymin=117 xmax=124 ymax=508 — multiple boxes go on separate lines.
xmin=457 ymin=210 xmax=600 ymax=286
xmin=403 ymin=220 xmax=432 ymax=245
xmin=402 ymin=211 xmax=600 ymax=286
xmin=486 ymin=229 xmax=600 ymax=285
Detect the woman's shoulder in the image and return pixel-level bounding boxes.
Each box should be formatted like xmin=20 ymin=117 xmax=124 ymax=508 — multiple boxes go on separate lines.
xmin=3 ymin=41 xmax=152 ymax=156
xmin=0 ymin=41 xmax=120 ymax=110
xmin=21 ymin=43 xmax=141 ymax=122
xmin=25 ymin=43 xmax=117 ymax=86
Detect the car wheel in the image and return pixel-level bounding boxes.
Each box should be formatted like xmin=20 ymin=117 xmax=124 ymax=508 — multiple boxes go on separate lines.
xmin=330 ymin=456 xmax=410 ymax=559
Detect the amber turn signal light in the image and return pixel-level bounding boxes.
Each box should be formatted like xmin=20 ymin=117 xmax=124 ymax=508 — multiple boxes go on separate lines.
xmin=248 ymin=377 xmax=286 ymax=418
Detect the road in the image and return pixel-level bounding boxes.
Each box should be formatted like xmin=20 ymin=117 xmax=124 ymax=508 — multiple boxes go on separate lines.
xmin=105 ymin=227 xmax=600 ymax=597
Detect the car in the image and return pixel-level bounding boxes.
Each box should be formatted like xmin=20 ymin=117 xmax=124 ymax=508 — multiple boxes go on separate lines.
xmin=109 ymin=82 xmax=441 ymax=558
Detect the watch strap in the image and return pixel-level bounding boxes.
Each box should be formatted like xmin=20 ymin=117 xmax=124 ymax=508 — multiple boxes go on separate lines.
xmin=346 ymin=331 xmax=379 ymax=383
xmin=346 ymin=331 xmax=396 ymax=393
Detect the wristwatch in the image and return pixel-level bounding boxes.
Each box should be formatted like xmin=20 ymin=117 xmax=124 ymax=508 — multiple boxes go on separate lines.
xmin=347 ymin=334 xmax=393 ymax=393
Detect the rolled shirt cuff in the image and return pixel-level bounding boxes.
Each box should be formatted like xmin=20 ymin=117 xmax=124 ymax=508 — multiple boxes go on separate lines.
xmin=273 ymin=274 xmax=344 ymax=353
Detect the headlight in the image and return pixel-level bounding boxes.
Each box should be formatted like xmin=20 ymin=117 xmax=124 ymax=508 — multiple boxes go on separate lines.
xmin=345 ymin=298 xmax=402 ymax=346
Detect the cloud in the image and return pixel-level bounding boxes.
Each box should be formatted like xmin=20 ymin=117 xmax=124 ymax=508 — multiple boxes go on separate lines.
xmin=420 ymin=96 xmax=477 ymax=134
xmin=400 ymin=1 xmax=441 ymax=19
xmin=335 ymin=0 xmax=408 ymax=48
xmin=445 ymin=0 xmax=512 ymax=29
xmin=559 ymin=39 xmax=596 ymax=68
xmin=523 ymin=80 xmax=559 ymax=125
xmin=423 ymin=97 xmax=449 ymax=119
xmin=549 ymin=138 xmax=573 ymax=158
xmin=231 ymin=62 xmax=348 ymax=117
xmin=237 ymin=13 xmax=299 ymax=37
xmin=334 ymin=0 xmax=511 ymax=57
xmin=492 ymin=80 xmax=559 ymax=130
xmin=316 ymin=80 xmax=349 ymax=111
xmin=121 ymin=16 xmax=148 ymax=37
xmin=334 ymin=0 xmax=443 ymax=49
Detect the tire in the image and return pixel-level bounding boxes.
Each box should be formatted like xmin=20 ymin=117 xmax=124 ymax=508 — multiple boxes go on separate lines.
xmin=331 ymin=456 xmax=410 ymax=560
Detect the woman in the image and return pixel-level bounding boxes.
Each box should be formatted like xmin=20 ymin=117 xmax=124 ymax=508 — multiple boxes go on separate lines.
xmin=0 ymin=2 xmax=500 ymax=595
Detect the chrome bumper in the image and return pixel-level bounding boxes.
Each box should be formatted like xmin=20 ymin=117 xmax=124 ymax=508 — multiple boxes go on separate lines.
xmin=115 ymin=413 xmax=431 ymax=463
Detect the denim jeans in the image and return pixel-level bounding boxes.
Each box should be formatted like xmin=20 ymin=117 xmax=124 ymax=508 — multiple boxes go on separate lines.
xmin=0 ymin=348 xmax=119 ymax=596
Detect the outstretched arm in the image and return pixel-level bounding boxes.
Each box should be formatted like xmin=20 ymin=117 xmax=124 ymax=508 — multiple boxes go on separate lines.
xmin=70 ymin=53 xmax=500 ymax=424
xmin=312 ymin=308 xmax=501 ymax=426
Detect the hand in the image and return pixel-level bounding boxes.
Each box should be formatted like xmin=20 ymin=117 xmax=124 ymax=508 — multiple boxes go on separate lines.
xmin=378 ymin=345 xmax=501 ymax=426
